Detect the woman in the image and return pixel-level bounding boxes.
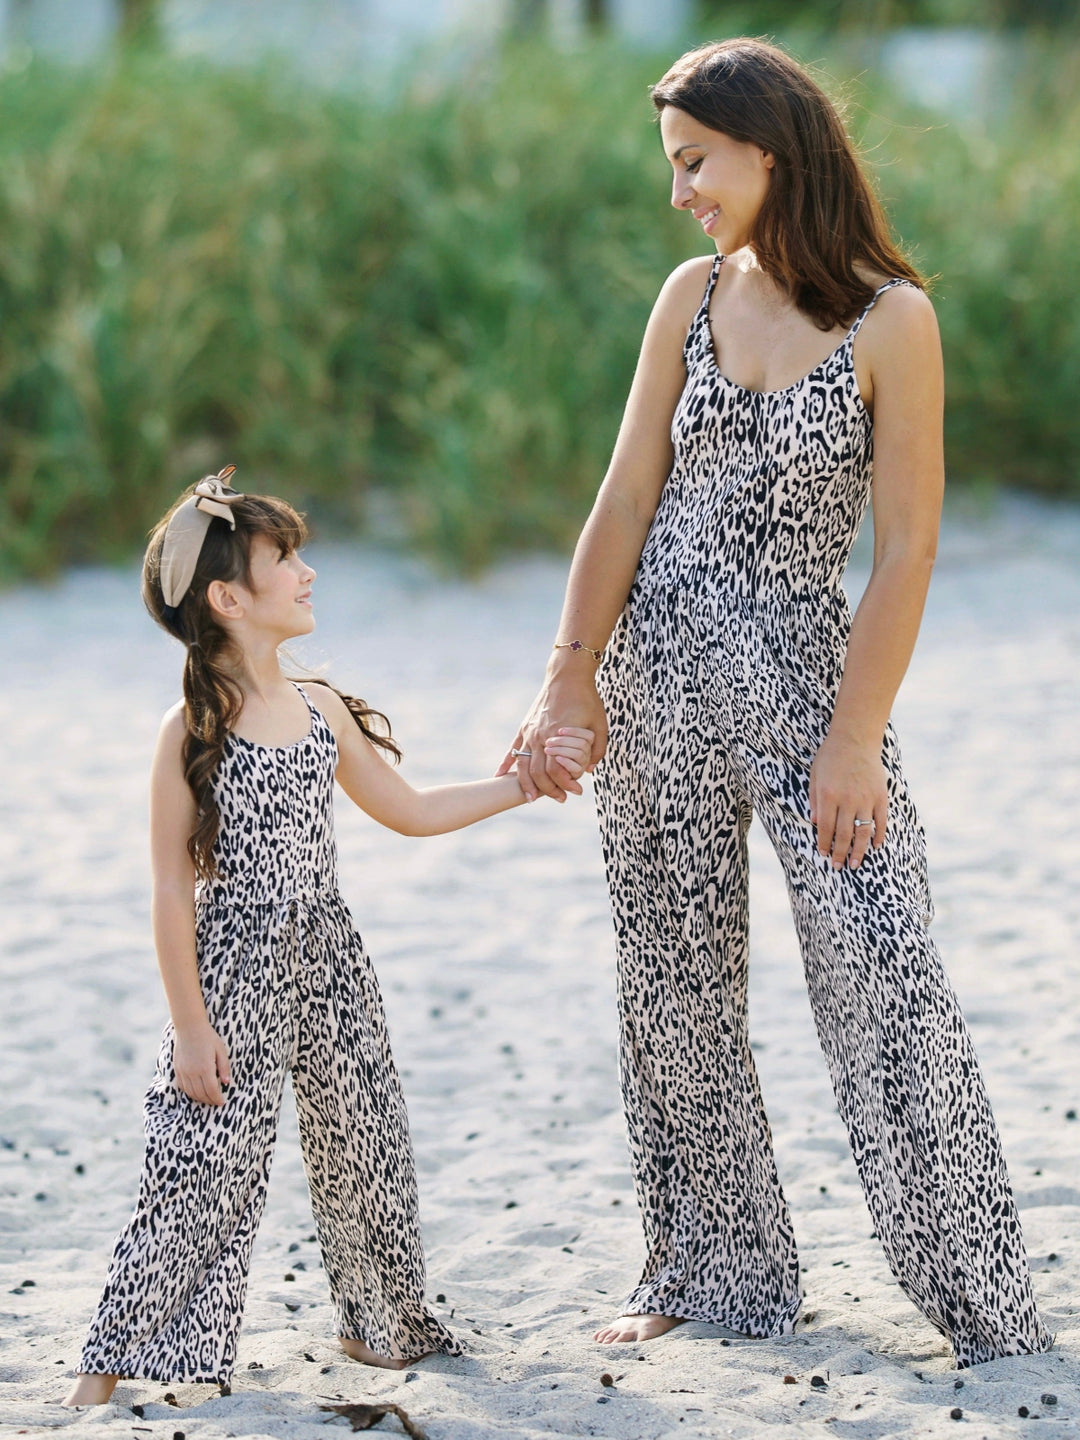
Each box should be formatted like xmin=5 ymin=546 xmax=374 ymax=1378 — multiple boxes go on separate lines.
xmin=498 ymin=38 xmax=1051 ymax=1368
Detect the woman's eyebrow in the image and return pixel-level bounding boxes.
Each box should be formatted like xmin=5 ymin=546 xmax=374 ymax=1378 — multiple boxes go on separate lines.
xmin=672 ymin=143 xmax=702 ymax=159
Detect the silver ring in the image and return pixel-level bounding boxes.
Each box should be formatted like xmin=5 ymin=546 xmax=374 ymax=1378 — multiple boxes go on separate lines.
xmin=853 ymin=818 xmax=874 ymax=827
xmin=511 ymin=748 xmax=532 ymax=758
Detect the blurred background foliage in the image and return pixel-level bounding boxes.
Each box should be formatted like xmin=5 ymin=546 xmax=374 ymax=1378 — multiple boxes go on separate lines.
xmin=1 ymin=3 xmax=1079 ymax=579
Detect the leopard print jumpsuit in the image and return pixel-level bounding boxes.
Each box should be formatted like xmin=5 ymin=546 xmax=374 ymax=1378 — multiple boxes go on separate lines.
xmin=593 ymin=255 xmax=1051 ymax=1368
xmin=78 ymin=685 xmax=461 ymax=1385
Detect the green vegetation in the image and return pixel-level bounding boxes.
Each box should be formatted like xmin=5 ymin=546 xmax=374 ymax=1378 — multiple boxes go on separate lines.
xmin=0 ymin=36 xmax=1078 ymax=579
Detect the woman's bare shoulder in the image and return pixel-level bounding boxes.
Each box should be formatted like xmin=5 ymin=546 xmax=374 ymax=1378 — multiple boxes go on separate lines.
xmin=856 ymin=263 xmax=936 ymax=315
xmin=859 ymin=281 xmax=941 ymax=403
xmin=864 ymin=279 xmax=939 ymax=346
xmin=648 ymin=253 xmax=717 ymax=344
xmin=659 ymin=253 xmax=716 ymax=305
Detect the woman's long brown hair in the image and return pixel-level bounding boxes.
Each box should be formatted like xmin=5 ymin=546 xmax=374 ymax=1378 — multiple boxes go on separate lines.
xmin=651 ymin=38 xmax=924 ymax=330
xmin=143 ymin=484 xmax=400 ymax=881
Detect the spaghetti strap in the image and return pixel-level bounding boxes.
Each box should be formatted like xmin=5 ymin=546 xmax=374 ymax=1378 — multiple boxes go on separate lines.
xmin=685 ymin=253 xmax=724 ymax=360
xmin=701 ymin=252 xmax=724 ymax=311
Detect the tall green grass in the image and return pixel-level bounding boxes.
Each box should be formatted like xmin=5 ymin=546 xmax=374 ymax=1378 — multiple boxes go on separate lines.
xmin=0 ymin=37 xmax=1078 ymax=580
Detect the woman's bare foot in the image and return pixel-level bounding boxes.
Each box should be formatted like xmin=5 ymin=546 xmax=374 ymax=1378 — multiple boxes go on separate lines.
xmin=594 ymin=1314 xmax=686 ymax=1344
xmin=63 ymin=1373 xmax=119 ymax=1406
xmin=339 ymin=1337 xmax=429 ymax=1370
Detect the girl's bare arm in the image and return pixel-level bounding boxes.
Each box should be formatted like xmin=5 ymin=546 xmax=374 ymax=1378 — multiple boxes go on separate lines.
xmin=149 ymin=707 xmax=231 ymax=1105
xmin=306 ymin=687 xmax=591 ymax=835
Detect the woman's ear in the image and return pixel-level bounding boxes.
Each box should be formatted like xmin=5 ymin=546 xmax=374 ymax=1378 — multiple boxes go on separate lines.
xmin=761 ymin=149 xmax=776 ymax=170
xmin=206 ymin=578 xmax=245 ymax=622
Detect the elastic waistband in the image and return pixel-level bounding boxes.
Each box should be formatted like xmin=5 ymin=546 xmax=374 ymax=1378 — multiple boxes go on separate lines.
xmin=636 ymin=583 xmax=848 ymax=612
xmin=195 ymin=889 xmax=341 ymax=911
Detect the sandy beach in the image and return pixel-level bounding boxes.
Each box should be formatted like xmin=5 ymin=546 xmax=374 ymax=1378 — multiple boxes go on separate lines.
xmin=1 ymin=490 xmax=1078 ymax=1439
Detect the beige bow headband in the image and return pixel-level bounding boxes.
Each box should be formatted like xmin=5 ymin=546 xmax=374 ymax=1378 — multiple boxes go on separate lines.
xmin=159 ymin=466 xmax=242 ymax=612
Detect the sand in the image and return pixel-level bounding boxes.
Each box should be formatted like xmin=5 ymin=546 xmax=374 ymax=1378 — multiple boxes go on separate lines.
xmin=1 ymin=489 xmax=1078 ymax=1439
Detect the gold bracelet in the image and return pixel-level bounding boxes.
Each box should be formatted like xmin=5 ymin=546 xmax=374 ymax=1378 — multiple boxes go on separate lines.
xmin=552 ymin=639 xmax=603 ymax=663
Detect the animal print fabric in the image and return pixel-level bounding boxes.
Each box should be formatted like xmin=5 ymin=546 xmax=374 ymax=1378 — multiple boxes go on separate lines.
xmin=593 ymin=255 xmax=1051 ymax=1368
xmin=78 ymin=686 xmax=461 ymax=1384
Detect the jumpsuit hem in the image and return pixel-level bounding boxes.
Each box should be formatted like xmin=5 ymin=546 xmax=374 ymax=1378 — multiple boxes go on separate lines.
xmin=75 ymin=1364 xmax=229 ymax=1386
xmin=620 ymin=1297 xmax=799 ymax=1339
xmin=953 ymin=1328 xmax=1054 ymax=1371
xmin=337 ymin=1329 xmax=465 ymax=1362
xmin=78 ymin=1328 xmax=464 ymax=1387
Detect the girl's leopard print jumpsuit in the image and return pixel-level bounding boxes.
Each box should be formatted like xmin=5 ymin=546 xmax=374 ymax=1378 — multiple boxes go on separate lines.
xmin=593 ymin=255 xmax=1051 ymax=1367
xmin=78 ymin=685 xmax=461 ymax=1385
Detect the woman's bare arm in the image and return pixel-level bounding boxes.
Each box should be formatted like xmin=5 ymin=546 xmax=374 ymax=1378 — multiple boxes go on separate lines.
xmin=810 ymin=284 xmax=945 ymax=869
xmin=497 ymin=257 xmax=713 ymax=801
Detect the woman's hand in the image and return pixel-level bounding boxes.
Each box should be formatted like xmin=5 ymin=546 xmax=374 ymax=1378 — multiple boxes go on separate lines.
xmin=173 ymin=1021 xmax=231 ymax=1106
xmin=497 ymin=675 xmax=610 ymax=803
xmin=809 ymin=729 xmax=888 ymax=870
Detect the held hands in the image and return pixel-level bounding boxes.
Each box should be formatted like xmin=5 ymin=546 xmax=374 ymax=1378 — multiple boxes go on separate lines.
xmin=497 ymin=674 xmax=610 ymax=803
xmin=497 ymin=725 xmax=595 ymax=802
xmin=535 ymin=727 xmax=595 ymax=793
xmin=173 ymin=1020 xmax=231 ymax=1106
xmin=809 ymin=729 xmax=889 ymax=870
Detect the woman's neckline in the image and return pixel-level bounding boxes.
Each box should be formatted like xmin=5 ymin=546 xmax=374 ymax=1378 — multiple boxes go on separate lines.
xmin=228 ymin=682 xmax=315 ymax=752
xmin=700 ymin=254 xmax=869 ymax=405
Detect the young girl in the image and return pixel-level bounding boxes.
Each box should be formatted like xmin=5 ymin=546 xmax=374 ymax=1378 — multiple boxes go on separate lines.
xmin=65 ymin=469 xmax=592 ymax=1405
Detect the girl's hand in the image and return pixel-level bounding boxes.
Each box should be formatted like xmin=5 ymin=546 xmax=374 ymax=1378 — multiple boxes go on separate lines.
xmin=809 ymin=730 xmax=888 ymax=870
xmin=541 ymin=727 xmax=595 ymax=789
xmin=497 ymin=678 xmax=610 ymax=803
xmin=173 ymin=1021 xmax=231 ymax=1106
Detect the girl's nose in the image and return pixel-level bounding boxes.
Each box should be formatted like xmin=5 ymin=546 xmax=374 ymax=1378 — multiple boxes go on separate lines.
xmin=671 ymin=179 xmax=695 ymax=211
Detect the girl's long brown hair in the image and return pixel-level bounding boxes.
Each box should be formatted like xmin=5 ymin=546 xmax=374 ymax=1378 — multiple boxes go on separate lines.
xmin=143 ymin=483 xmax=400 ymax=881
xmin=651 ymin=38 xmax=924 ymax=330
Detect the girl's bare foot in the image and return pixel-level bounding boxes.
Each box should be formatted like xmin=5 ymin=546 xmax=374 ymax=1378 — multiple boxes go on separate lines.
xmin=339 ymin=1337 xmax=428 ymax=1370
xmin=594 ymin=1314 xmax=686 ymax=1344
xmin=63 ymin=1373 xmax=119 ymax=1406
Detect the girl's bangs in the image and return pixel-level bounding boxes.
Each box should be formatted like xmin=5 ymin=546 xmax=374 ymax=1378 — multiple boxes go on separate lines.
xmin=240 ymin=496 xmax=309 ymax=555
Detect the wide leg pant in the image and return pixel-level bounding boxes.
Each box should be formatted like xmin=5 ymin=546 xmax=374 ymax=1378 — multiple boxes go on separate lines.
xmin=78 ymin=896 xmax=460 ymax=1384
xmin=594 ymin=587 xmax=1052 ymax=1368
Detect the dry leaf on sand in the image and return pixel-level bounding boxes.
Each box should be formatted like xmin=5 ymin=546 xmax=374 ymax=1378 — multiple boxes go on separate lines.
xmin=319 ymin=1401 xmax=427 ymax=1439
